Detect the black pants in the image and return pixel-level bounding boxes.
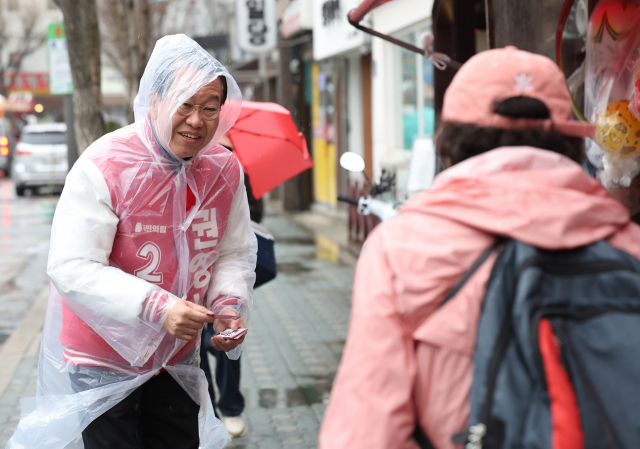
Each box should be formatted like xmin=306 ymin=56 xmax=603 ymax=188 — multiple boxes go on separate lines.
xmin=70 ymin=369 xmax=199 ymax=449
xmin=200 ymin=323 xmax=245 ymax=417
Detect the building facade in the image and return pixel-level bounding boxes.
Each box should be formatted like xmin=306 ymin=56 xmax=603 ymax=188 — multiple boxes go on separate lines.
xmin=311 ymin=0 xmax=370 ymax=207
xmin=369 ymin=0 xmax=436 ymax=198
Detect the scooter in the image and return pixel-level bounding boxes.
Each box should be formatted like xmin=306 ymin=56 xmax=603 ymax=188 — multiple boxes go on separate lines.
xmin=337 ymin=152 xmax=400 ymax=222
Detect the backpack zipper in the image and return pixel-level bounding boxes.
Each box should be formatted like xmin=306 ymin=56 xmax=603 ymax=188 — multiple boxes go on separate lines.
xmin=530 ymin=305 xmax=640 ymax=390
xmin=518 ymin=258 xmax=631 ymax=277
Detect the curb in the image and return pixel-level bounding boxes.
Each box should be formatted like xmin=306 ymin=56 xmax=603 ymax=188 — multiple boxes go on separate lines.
xmin=0 ymin=286 xmax=48 ymax=397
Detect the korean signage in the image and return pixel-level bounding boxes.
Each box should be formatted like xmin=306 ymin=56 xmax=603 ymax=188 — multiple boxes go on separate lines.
xmin=48 ymin=23 xmax=73 ymax=95
xmin=236 ymin=0 xmax=276 ymax=54
xmin=4 ymin=93 xmax=35 ymax=113
xmin=312 ymin=0 xmax=367 ymax=60
xmin=6 ymin=73 xmax=49 ymax=96
xmin=280 ymin=0 xmax=313 ymax=39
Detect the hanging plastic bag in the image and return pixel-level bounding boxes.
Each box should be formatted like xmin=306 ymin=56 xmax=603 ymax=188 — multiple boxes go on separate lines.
xmin=6 ymin=34 xmax=257 ymax=449
xmin=585 ymin=0 xmax=640 ymax=188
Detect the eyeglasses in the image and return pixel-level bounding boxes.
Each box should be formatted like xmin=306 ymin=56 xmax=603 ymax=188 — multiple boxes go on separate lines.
xmin=176 ymin=102 xmax=221 ymax=121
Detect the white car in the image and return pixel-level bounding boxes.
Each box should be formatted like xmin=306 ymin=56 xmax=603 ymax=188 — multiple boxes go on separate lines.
xmin=12 ymin=123 xmax=68 ymax=196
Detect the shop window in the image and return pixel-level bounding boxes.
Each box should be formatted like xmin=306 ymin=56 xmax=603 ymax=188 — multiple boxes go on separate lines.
xmin=396 ymin=25 xmax=435 ymax=150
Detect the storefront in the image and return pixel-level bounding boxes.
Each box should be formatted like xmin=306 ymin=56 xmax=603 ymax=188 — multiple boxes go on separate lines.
xmin=278 ymin=0 xmax=314 ymax=210
xmin=311 ymin=0 xmax=370 ymax=207
xmin=367 ymin=0 xmax=435 ymax=198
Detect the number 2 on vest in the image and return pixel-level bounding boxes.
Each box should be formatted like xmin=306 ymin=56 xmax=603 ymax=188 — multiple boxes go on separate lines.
xmin=135 ymin=242 xmax=164 ymax=283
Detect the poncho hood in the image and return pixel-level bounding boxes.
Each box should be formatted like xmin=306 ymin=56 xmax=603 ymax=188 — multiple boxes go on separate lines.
xmin=134 ymin=34 xmax=242 ymax=166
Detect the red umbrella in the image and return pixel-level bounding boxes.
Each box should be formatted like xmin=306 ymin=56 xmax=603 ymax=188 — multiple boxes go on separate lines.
xmin=226 ymin=101 xmax=313 ymax=199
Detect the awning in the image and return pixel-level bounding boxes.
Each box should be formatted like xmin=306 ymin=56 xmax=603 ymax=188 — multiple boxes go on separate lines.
xmin=347 ymin=0 xmax=461 ymax=70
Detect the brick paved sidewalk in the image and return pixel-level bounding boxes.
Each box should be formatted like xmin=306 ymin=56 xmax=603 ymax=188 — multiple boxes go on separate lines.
xmin=0 ymin=213 xmax=355 ymax=449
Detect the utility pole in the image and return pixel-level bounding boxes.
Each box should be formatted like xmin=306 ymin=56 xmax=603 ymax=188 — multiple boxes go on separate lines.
xmin=63 ymin=94 xmax=78 ymax=169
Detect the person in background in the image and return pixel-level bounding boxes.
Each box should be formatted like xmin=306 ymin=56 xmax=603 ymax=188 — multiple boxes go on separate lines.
xmin=319 ymin=47 xmax=640 ymax=449
xmin=199 ymin=134 xmax=263 ymax=438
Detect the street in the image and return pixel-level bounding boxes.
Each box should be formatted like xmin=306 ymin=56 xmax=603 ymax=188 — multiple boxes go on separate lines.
xmin=0 ymin=186 xmax=355 ymax=449
xmin=0 ymin=180 xmax=57 ymax=347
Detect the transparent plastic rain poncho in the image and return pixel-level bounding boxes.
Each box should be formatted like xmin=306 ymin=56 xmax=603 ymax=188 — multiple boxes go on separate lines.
xmin=584 ymin=0 xmax=640 ymax=188
xmin=6 ymin=34 xmax=257 ymax=449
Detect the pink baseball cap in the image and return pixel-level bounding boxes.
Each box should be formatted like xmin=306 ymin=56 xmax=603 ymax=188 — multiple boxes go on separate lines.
xmin=442 ymin=46 xmax=595 ymax=138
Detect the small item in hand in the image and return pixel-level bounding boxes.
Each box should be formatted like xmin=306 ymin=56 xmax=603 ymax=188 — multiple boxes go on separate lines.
xmin=214 ymin=328 xmax=248 ymax=340
xmin=206 ymin=313 xmax=240 ymax=320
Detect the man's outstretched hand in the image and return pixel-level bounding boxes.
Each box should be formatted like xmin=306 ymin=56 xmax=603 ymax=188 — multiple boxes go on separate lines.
xmin=163 ymin=300 xmax=213 ymax=341
xmin=211 ymin=308 xmax=246 ymax=352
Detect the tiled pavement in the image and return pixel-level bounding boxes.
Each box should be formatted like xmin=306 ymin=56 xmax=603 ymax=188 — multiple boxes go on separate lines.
xmin=0 ymin=213 xmax=356 ymax=448
xmin=0 ymin=348 xmax=39 ymax=447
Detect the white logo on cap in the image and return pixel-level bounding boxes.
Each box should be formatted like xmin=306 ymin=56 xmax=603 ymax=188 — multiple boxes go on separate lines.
xmin=514 ymin=73 xmax=534 ymax=92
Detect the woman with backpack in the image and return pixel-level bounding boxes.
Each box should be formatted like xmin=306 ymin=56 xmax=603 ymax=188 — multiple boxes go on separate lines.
xmin=319 ymin=47 xmax=640 ymax=448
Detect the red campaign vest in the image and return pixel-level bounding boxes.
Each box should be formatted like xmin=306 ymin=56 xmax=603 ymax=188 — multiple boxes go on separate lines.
xmin=60 ymin=125 xmax=242 ymax=371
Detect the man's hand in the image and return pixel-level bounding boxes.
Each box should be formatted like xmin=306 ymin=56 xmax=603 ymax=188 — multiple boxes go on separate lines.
xmin=211 ymin=307 xmax=247 ymax=352
xmin=163 ymin=300 xmax=213 ymax=341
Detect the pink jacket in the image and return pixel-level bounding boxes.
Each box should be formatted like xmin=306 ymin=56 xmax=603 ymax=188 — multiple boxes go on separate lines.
xmin=319 ymin=147 xmax=640 ymax=449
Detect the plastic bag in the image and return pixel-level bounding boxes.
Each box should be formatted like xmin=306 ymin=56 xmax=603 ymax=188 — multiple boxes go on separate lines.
xmin=585 ymin=0 xmax=640 ymax=188
xmin=6 ymin=34 xmax=257 ymax=448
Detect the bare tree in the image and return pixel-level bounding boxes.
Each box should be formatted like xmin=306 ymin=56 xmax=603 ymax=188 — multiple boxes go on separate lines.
xmin=0 ymin=0 xmax=47 ymax=96
xmin=56 ymin=0 xmax=105 ymax=152
xmin=98 ymin=0 xmax=169 ymax=123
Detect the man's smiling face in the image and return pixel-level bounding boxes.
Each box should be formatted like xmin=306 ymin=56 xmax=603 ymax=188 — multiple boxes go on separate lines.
xmin=169 ymin=78 xmax=223 ymax=159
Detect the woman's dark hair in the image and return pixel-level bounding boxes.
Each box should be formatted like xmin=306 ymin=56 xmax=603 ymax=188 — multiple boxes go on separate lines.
xmin=436 ymin=96 xmax=584 ymax=166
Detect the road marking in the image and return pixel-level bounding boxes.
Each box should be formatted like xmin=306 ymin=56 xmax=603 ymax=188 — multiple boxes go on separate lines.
xmin=0 ymin=286 xmax=48 ymax=397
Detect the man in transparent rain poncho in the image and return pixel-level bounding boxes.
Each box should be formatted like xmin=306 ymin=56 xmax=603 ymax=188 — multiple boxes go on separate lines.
xmin=6 ymin=34 xmax=257 ymax=449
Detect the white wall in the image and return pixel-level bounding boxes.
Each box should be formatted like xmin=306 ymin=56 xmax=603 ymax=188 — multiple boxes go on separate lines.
xmin=370 ymin=0 xmax=433 ymax=34
xmin=368 ymin=0 xmax=432 ymax=188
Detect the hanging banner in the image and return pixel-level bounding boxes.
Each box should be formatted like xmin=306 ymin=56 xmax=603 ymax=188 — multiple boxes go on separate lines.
xmin=48 ymin=23 xmax=73 ymax=95
xmin=313 ymin=0 xmax=367 ymax=60
xmin=236 ymin=0 xmax=277 ymax=54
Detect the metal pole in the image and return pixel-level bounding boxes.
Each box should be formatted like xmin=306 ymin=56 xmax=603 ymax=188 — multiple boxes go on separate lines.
xmin=347 ymin=12 xmax=462 ymax=70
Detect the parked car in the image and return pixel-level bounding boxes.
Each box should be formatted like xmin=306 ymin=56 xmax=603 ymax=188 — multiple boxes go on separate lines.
xmin=0 ymin=119 xmax=16 ymax=177
xmin=12 ymin=123 xmax=67 ymax=196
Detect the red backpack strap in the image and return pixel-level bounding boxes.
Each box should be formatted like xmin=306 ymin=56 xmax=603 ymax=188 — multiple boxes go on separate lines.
xmin=538 ymin=318 xmax=584 ymax=449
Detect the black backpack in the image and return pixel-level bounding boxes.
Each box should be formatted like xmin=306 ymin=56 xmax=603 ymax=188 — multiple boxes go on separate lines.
xmin=417 ymin=239 xmax=640 ymax=449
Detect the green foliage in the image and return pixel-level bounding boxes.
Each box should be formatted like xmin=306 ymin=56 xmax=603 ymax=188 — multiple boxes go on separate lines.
xmin=105 ymin=121 xmax=121 ymax=134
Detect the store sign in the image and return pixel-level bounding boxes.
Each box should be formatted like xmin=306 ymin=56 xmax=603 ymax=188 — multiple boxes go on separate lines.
xmin=4 ymin=92 xmax=35 ymax=113
xmin=236 ymin=0 xmax=277 ymax=54
xmin=312 ymin=0 xmax=367 ymax=60
xmin=48 ymin=23 xmax=73 ymax=95
xmin=280 ymin=0 xmax=313 ymax=39
xmin=5 ymin=73 xmax=50 ymax=96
